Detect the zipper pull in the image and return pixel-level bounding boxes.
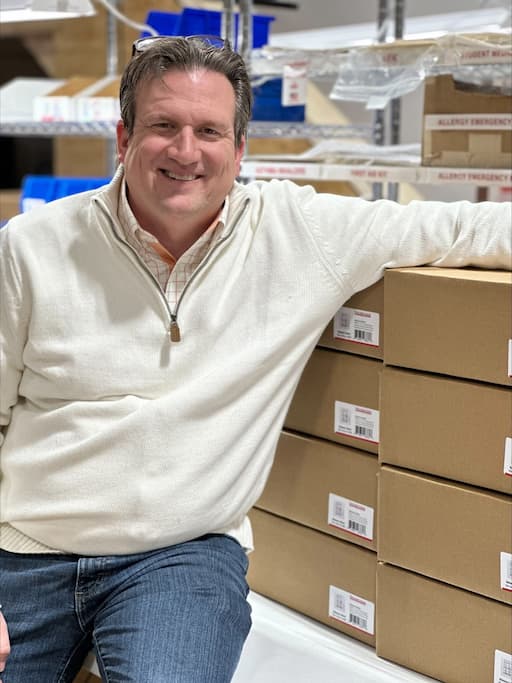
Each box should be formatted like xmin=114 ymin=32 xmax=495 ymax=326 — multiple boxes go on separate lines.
xmin=170 ymin=318 xmax=181 ymax=342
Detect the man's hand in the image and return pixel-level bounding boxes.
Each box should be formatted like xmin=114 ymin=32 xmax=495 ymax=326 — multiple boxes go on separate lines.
xmin=0 ymin=610 xmax=10 ymax=682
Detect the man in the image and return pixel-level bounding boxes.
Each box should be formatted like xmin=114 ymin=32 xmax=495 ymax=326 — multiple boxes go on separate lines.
xmin=0 ymin=36 xmax=510 ymax=682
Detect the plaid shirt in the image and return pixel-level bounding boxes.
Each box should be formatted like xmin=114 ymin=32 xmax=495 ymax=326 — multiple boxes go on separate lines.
xmin=118 ymin=182 xmax=227 ymax=309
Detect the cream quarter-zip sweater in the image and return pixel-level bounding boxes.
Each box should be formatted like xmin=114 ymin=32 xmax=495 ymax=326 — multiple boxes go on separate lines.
xmin=1 ymin=167 xmax=510 ymax=555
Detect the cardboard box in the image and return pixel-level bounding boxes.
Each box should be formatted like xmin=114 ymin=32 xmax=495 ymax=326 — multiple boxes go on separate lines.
xmin=248 ymin=508 xmax=377 ymax=645
xmin=379 ymin=365 xmax=512 ymax=494
xmin=422 ymin=74 xmax=512 ymax=168
xmin=384 ymin=267 xmax=512 ymax=386
xmin=318 ymin=278 xmax=384 ymax=359
xmin=377 ymin=563 xmax=512 ymax=683
xmin=76 ymin=76 xmax=121 ymax=122
xmin=378 ymin=466 xmax=512 ymax=604
xmin=33 ymin=76 xmax=98 ymax=122
xmin=285 ymin=348 xmax=382 ymax=454
xmin=256 ymin=430 xmax=378 ymax=550
xmin=0 ymin=190 xmax=21 ymax=222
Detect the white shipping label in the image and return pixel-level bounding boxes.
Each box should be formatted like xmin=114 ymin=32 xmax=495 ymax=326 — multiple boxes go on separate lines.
xmin=328 ymin=585 xmax=375 ymax=635
xmin=505 ymin=438 xmax=512 ymax=477
xmin=328 ymin=493 xmax=374 ymax=540
xmin=501 ymin=552 xmax=512 ymax=592
xmin=282 ymin=62 xmax=307 ymax=107
xmin=508 ymin=340 xmax=512 ymax=377
xmin=333 ymin=307 xmax=380 ymax=347
xmin=334 ymin=401 xmax=380 ymax=443
xmin=494 ymin=650 xmax=512 ymax=683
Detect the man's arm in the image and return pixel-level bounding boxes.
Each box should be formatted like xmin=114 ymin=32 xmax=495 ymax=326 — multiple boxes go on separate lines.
xmin=0 ymin=225 xmax=29 ymax=450
xmin=0 ymin=610 xmax=10 ymax=681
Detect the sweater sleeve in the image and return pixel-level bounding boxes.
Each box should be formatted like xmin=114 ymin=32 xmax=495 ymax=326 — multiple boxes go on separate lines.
xmin=300 ymin=190 xmax=512 ymax=295
xmin=0 ymin=224 xmax=29 ymax=449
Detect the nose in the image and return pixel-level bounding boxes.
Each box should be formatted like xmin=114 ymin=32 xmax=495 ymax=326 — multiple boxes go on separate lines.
xmin=168 ymin=127 xmax=199 ymax=164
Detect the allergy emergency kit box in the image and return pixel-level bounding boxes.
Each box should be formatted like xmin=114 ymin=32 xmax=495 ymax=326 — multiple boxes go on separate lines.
xmin=383 ymin=267 xmax=512 ymax=386
xmin=33 ymin=76 xmax=98 ymax=122
xmin=378 ymin=465 xmax=512 ymax=604
xmin=76 ymin=76 xmax=121 ymax=122
xmin=379 ymin=365 xmax=512 ymax=494
xmin=422 ymin=73 xmax=512 ymax=169
xmin=256 ymin=430 xmax=378 ymax=551
xmin=318 ymin=278 xmax=384 ymax=360
xmin=248 ymin=508 xmax=377 ymax=646
xmin=376 ymin=563 xmax=512 ymax=683
xmin=285 ymin=348 xmax=382 ymax=455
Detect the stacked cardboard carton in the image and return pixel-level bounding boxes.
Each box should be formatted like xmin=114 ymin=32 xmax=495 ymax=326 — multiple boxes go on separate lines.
xmin=377 ymin=267 xmax=512 ymax=683
xmin=248 ymin=280 xmax=385 ymax=646
xmin=248 ymin=266 xmax=512 ymax=682
xmin=421 ymin=74 xmax=512 ymax=169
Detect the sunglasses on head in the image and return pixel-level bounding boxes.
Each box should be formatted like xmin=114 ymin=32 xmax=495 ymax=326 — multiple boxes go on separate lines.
xmin=131 ymin=35 xmax=231 ymax=58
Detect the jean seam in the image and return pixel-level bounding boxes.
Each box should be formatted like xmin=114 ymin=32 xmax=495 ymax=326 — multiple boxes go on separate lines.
xmin=93 ymin=634 xmax=111 ymax=683
xmin=55 ymin=632 xmax=92 ymax=683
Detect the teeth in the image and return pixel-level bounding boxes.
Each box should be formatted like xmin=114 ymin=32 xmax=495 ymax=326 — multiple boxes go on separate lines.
xmin=163 ymin=171 xmax=197 ymax=181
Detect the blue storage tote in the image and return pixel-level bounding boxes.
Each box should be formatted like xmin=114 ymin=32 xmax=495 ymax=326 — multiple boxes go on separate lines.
xmin=252 ymin=79 xmax=306 ymax=122
xmin=20 ymin=175 xmax=111 ymax=212
xmin=142 ymin=10 xmax=180 ymax=38
xmin=143 ymin=8 xmax=274 ymax=48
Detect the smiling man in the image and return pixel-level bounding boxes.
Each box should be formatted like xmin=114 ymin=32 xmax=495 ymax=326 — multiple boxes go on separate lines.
xmin=0 ymin=36 xmax=511 ymax=683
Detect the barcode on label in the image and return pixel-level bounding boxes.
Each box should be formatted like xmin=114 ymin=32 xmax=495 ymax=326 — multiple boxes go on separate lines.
xmin=349 ymin=613 xmax=367 ymax=629
xmin=348 ymin=520 xmax=367 ymax=535
xmin=503 ymin=659 xmax=512 ymax=677
xmin=354 ymin=329 xmax=373 ymax=342
xmin=355 ymin=425 xmax=373 ymax=438
xmin=334 ymin=501 xmax=345 ymax=517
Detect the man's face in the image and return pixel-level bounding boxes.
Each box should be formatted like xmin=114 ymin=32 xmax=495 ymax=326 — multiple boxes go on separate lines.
xmin=116 ymin=68 xmax=245 ymax=234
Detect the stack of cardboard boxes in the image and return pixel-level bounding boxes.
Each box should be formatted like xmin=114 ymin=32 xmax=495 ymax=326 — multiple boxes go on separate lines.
xmin=378 ymin=267 xmax=512 ymax=683
xmin=248 ymin=267 xmax=512 ymax=682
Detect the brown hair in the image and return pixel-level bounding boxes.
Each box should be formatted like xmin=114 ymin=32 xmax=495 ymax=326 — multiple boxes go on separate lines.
xmin=120 ymin=37 xmax=252 ymax=147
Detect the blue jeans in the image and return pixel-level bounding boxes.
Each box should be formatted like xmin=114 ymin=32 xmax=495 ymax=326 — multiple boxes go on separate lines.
xmin=1 ymin=534 xmax=251 ymax=682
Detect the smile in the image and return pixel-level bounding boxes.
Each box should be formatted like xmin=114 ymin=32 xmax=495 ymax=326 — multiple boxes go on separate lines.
xmin=161 ymin=170 xmax=200 ymax=181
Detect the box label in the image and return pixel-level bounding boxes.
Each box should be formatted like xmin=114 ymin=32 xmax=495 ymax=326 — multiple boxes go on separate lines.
xmin=282 ymin=61 xmax=307 ymax=107
xmin=505 ymin=438 xmax=512 ymax=477
xmin=425 ymin=113 xmax=512 ymax=130
xmin=328 ymin=585 xmax=375 ymax=634
xmin=508 ymin=340 xmax=512 ymax=377
xmin=328 ymin=493 xmax=374 ymax=540
xmin=333 ymin=307 xmax=380 ymax=347
xmin=501 ymin=552 xmax=512 ymax=592
xmin=494 ymin=649 xmax=512 ymax=683
xmin=334 ymin=401 xmax=380 ymax=444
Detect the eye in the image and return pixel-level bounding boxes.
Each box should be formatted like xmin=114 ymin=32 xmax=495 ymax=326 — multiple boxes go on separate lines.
xmin=200 ymin=127 xmax=221 ymax=138
xmin=150 ymin=122 xmax=176 ymax=132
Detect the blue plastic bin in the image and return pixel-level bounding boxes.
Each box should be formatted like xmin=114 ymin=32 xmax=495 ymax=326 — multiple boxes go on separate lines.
xmin=251 ymin=79 xmax=306 ymax=122
xmin=180 ymin=8 xmax=274 ymax=48
xmin=143 ymin=8 xmax=274 ymax=49
xmin=142 ymin=10 xmax=180 ymax=38
xmin=20 ymin=175 xmax=111 ymax=213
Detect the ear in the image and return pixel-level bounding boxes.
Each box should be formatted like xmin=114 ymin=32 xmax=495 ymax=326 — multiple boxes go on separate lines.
xmin=235 ymin=135 xmax=246 ymax=175
xmin=116 ymin=120 xmax=129 ymax=163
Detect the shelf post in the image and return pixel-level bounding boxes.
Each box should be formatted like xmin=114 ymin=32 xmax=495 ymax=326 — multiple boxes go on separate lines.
xmin=388 ymin=0 xmax=405 ymax=202
xmin=106 ymin=0 xmax=119 ymax=177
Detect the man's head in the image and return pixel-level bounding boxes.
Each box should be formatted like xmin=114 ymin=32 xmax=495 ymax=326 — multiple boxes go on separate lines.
xmin=116 ymin=37 xmax=252 ymax=242
xmin=120 ymin=36 xmax=252 ymax=148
